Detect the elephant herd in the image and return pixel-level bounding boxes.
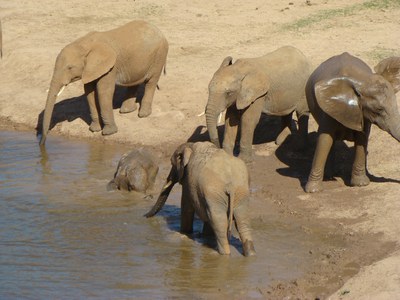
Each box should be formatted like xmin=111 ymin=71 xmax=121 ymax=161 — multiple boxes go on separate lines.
xmin=38 ymin=20 xmax=400 ymax=256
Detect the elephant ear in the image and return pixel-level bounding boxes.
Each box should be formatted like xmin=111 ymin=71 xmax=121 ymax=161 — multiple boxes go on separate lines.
xmin=178 ymin=147 xmax=193 ymax=183
xmin=236 ymin=70 xmax=270 ymax=110
xmin=315 ymin=77 xmax=364 ymax=131
xmin=82 ymin=42 xmax=117 ymax=84
xmin=374 ymin=57 xmax=400 ymax=93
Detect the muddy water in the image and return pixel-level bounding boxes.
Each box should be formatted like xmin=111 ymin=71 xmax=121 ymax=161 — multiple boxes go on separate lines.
xmin=0 ymin=130 xmax=331 ymax=299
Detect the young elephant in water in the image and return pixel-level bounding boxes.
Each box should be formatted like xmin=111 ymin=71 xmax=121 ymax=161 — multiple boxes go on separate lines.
xmin=107 ymin=148 xmax=159 ymax=196
xmin=145 ymin=141 xmax=256 ymax=256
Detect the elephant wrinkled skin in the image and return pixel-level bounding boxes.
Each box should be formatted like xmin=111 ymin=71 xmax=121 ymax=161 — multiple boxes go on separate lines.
xmin=305 ymin=53 xmax=400 ymax=193
xmin=107 ymin=148 xmax=159 ymax=196
xmin=145 ymin=141 xmax=256 ymax=257
xmin=40 ymin=20 xmax=168 ymax=145
xmin=206 ymin=46 xmax=312 ymax=163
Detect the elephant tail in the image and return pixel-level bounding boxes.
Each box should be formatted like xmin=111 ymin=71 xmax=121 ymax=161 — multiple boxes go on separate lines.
xmin=227 ymin=191 xmax=234 ymax=239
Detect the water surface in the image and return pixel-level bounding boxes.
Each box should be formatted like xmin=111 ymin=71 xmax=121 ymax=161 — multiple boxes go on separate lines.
xmin=0 ymin=130 xmax=321 ymax=299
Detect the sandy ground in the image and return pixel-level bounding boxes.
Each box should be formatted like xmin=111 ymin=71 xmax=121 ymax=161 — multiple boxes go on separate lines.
xmin=1 ymin=0 xmax=400 ymax=298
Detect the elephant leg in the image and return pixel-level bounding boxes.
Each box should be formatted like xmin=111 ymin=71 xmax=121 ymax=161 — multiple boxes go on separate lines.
xmin=233 ymin=198 xmax=256 ymax=257
xmin=305 ymin=127 xmax=335 ymax=193
xmin=84 ymin=82 xmax=101 ymax=132
xmin=223 ymin=105 xmax=240 ymax=155
xmin=180 ymin=185 xmax=195 ymax=234
xmin=120 ymin=86 xmax=138 ymax=114
xmin=238 ymin=97 xmax=264 ymax=163
xmin=146 ymin=165 xmax=159 ymax=191
xmin=351 ymin=126 xmax=370 ymax=187
xmin=207 ymin=204 xmax=230 ymax=255
xmin=96 ymin=69 xmax=117 ymax=135
xmin=138 ymin=78 xmax=158 ymax=118
xmin=275 ymin=113 xmax=293 ymax=145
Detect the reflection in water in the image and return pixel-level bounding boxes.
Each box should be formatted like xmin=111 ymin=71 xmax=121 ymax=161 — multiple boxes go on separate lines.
xmin=1 ymin=130 xmax=319 ymax=299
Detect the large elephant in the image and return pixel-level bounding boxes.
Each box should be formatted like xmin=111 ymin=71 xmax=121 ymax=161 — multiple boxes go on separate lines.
xmin=145 ymin=141 xmax=256 ymax=257
xmin=40 ymin=20 xmax=168 ymax=145
xmin=107 ymin=148 xmax=159 ymax=196
xmin=305 ymin=53 xmax=400 ymax=193
xmin=205 ymin=46 xmax=312 ymax=163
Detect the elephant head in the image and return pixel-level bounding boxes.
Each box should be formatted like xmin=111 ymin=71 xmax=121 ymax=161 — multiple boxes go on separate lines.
xmin=314 ymin=56 xmax=400 ymax=140
xmin=145 ymin=143 xmax=193 ymax=218
xmin=205 ymin=57 xmax=270 ymax=147
xmin=40 ymin=32 xmax=117 ymax=146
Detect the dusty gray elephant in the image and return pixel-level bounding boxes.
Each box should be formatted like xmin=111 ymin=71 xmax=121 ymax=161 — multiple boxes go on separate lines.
xmin=107 ymin=148 xmax=159 ymax=196
xmin=305 ymin=53 xmax=400 ymax=193
xmin=40 ymin=20 xmax=168 ymax=145
xmin=206 ymin=46 xmax=312 ymax=163
xmin=145 ymin=141 xmax=256 ymax=256
xmin=0 ymin=19 xmax=2 ymax=58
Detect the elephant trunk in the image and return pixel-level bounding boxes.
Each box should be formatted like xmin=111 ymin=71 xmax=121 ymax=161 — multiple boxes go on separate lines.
xmin=144 ymin=168 xmax=177 ymax=218
xmin=40 ymin=78 xmax=65 ymax=146
xmin=205 ymin=100 xmax=222 ymax=148
xmin=387 ymin=117 xmax=400 ymax=142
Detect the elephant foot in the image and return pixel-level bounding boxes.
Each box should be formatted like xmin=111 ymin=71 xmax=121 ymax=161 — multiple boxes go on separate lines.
xmin=89 ymin=121 xmax=102 ymax=132
xmin=351 ymin=174 xmax=370 ymax=187
xmin=120 ymin=98 xmax=137 ymax=114
xmin=102 ymin=124 xmax=118 ymax=136
xmin=138 ymin=107 xmax=152 ymax=118
xmin=243 ymin=240 xmax=256 ymax=257
xmin=305 ymin=180 xmax=323 ymax=193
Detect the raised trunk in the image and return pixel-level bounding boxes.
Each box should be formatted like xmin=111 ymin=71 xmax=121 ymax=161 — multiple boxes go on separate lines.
xmin=205 ymin=100 xmax=222 ymax=148
xmin=40 ymin=78 xmax=64 ymax=146
xmin=144 ymin=168 xmax=177 ymax=218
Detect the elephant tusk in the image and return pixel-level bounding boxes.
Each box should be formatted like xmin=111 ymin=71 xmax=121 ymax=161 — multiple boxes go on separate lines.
xmin=162 ymin=180 xmax=173 ymax=190
xmin=57 ymin=85 xmax=66 ymax=97
xmin=197 ymin=111 xmax=205 ymax=117
xmin=217 ymin=111 xmax=225 ymax=124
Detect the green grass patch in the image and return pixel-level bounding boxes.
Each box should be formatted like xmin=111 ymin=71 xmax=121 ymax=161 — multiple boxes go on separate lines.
xmin=365 ymin=47 xmax=400 ymax=61
xmin=282 ymin=0 xmax=400 ymax=31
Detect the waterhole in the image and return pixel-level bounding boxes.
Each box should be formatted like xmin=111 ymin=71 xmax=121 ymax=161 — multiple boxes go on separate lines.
xmin=0 ymin=130 xmax=339 ymax=299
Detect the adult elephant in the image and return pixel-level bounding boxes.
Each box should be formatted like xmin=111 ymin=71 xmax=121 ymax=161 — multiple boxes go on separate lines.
xmin=305 ymin=53 xmax=400 ymax=193
xmin=205 ymin=46 xmax=312 ymax=163
xmin=40 ymin=20 xmax=168 ymax=145
xmin=145 ymin=141 xmax=256 ymax=257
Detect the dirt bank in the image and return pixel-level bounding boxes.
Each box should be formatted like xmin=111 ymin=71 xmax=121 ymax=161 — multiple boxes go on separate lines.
xmin=1 ymin=0 xmax=400 ymax=298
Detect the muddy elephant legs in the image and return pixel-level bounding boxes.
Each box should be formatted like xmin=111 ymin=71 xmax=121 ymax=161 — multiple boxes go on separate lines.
xmin=84 ymin=69 xmax=118 ymax=135
xmin=180 ymin=185 xmax=195 ymax=234
xmin=84 ymin=82 xmax=102 ymax=132
xmin=351 ymin=127 xmax=370 ymax=187
xmin=305 ymin=130 xmax=334 ymax=193
xmin=233 ymin=199 xmax=256 ymax=257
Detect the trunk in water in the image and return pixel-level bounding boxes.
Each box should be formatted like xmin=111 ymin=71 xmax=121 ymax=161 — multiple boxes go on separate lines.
xmin=40 ymin=79 xmax=64 ymax=146
xmin=205 ymin=101 xmax=221 ymax=148
xmin=144 ymin=168 xmax=176 ymax=218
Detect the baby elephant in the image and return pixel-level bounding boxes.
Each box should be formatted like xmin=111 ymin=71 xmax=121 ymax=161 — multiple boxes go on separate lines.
xmin=107 ymin=148 xmax=159 ymax=195
xmin=145 ymin=141 xmax=256 ymax=257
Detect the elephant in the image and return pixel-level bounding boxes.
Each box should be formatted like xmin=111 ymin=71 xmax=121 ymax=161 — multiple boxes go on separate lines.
xmin=40 ymin=20 xmax=169 ymax=145
xmin=107 ymin=148 xmax=159 ymax=196
xmin=0 ymin=19 xmax=2 ymax=58
xmin=205 ymin=46 xmax=312 ymax=163
xmin=145 ymin=141 xmax=256 ymax=257
xmin=305 ymin=53 xmax=400 ymax=193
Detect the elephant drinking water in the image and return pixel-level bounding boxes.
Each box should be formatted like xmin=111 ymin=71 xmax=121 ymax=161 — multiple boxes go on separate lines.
xmin=40 ymin=20 xmax=168 ymax=145
xmin=145 ymin=141 xmax=256 ymax=257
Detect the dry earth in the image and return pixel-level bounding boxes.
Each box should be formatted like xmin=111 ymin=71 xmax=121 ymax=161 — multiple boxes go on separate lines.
xmin=1 ymin=0 xmax=400 ymax=299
